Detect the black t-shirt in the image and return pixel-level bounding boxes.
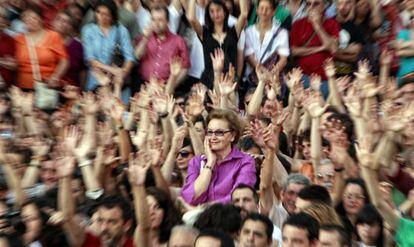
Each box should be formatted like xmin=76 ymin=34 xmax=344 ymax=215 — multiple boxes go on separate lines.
xmin=336 ymin=21 xmax=366 ymax=75
xmin=200 ymin=26 xmax=238 ymax=89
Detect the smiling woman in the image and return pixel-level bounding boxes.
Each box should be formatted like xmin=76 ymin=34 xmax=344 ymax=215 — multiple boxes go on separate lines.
xmin=181 ymin=109 xmax=256 ymax=206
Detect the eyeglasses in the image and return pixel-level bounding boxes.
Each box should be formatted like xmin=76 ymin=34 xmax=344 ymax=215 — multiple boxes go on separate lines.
xmin=206 ymin=129 xmax=232 ymax=137
xmin=178 ymin=150 xmax=192 ymax=158
xmin=343 ymin=193 xmax=366 ymax=201
xmin=306 ymin=1 xmax=322 ymax=6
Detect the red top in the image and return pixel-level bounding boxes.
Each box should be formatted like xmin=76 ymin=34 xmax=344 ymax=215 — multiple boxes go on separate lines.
xmin=138 ymin=30 xmax=191 ymax=82
xmin=0 ymin=32 xmax=16 ymax=85
xmin=81 ymin=232 xmax=135 ymax=247
xmin=39 ymin=0 xmax=68 ymax=29
xmin=290 ymin=17 xmax=340 ymax=80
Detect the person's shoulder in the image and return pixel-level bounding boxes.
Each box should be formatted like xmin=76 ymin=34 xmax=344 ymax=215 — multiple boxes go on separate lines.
xmin=82 ymin=23 xmax=98 ymax=33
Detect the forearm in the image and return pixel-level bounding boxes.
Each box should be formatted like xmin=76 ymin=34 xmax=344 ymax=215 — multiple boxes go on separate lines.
xmin=246 ymin=80 xmax=265 ymax=115
xmin=298 ymin=112 xmax=311 ymax=134
xmin=373 ymin=132 xmax=398 ymax=169
xmin=93 ymin=148 xmax=106 ymax=187
xmin=188 ymin=126 xmax=205 ymax=155
xmin=82 ymin=114 xmax=97 ymax=151
xmin=396 ymin=49 xmax=414 ymax=57
xmin=194 ymin=166 xmax=213 ymax=198
xmin=379 ymin=62 xmax=390 ymax=87
xmin=399 ymin=199 xmax=414 ymax=215
xmin=78 ymin=160 xmax=102 ymax=194
xmin=161 ymin=146 xmax=179 ymax=183
xmin=327 ymin=78 xmax=346 ymax=113
xmin=23 ymin=115 xmax=40 ymax=136
xmin=310 ymin=117 xmax=322 ymax=170
xmin=3 ymin=163 xmax=26 ymax=208
xmin=134 ymin=38 xmax=149 ymax=60
xmin=117 ymin=127 xmax=131 ymax=164
xmin=161 ymin=116 xmax=173 ymax=158
xmin=332 ymin=170 xmax=345 ymax=206
xmin=260 ymin=149 xmax=276 ymax=215
xmin=132 ymin=185 xmax=150 ymax=246
xmin=314 ymin=25 xmax=338 ymax=53
xmin=21 ymin=159 xmax=42 ymax=188
xmin=152 ymin=167 xmax=171 ymax=197
xmin=292 ymin=46 xmax=324 ymax=57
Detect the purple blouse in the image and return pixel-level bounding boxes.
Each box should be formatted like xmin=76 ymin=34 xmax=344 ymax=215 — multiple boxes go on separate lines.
xmin=181 ymin=147 xmax=256 ymax=206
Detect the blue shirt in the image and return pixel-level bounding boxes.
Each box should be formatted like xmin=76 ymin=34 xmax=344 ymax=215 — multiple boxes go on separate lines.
xmin=397 ymin=29 xmax=414 ymax=85
xmin=81 ymin=23 xmax=135 ymax=90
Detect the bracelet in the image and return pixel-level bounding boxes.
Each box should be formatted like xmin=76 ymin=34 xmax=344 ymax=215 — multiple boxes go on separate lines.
xmin=79 ymin=159 xmax=93 ymax=168
xmin=203 ymin=164 xmax=213 ymax=171
xmin=158 ymin=112 xmax=168 ymax=118
xmin=334 ymin=167 xmax=345 ymax=172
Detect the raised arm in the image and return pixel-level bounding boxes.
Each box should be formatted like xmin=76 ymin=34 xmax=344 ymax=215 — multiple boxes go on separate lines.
xmin=246 ymin=66 xmax=270 ymax=115
xmin=235 ymin=0 xmax=248 ymax=36
xmin=187 ymin=0 xmax=203 ymax=38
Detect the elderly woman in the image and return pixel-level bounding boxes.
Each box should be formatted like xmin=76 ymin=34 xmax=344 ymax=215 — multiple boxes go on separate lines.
xmin=15 ymin=5 xmax=68 ymax=90
xmin=181 ymin=109 xmax=256 ymax=205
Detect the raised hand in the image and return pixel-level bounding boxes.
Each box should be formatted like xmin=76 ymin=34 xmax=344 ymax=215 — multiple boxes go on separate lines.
xmin=31 ymin=138 xmax=51 ymax=158
xmin=172 ymin=125 xmax=187 ymax=150
xmin=210 ymin=48 xmax=224 ymax=73
xmin=217 ymin=73 xmax=237 ymax=96
xmin=192 ymin=83 xmax=208 ymax=102
xmin=81 ymin=92 xmax=99 ymax=115
xmin=147 ymin=137 xmax=164 ymax=167
xmin=323 ymin=58 xmax=336 ymax=78
xmin=355 ymin=135 xmax=376 ymax=168
xmin=208 ymin=90 xmax=220 ymax=109
xmin=127 ymin=151 xmax=152 ymax=186
xmin=302 ymin=90 xmax=327 ymax=118
xmin=263 ymin=124 xmax=278 ymax=151
xmin=380 ymin=49 xmax=393 ymax=66
xmin=56 ymin=155 xmax=76 ymax=178
xmin=10 ymin=86 xmax=24 ymax=109
xmin=170 ymin=56 xmax=183 ymax=79
xmin=187 ymin=93 xmax=205 ymax=117
xmin=343 ymin=84 xmax=362 ymax=117
xmin=204 ymin=138 xmax=217 ymax=165
xmin=248 ymin=119 xmax=266 ymax=147
xmin=110 ymin=99 xmax=125 ymax=122
xmin=309 ymin=74 xmax=322 ymax=92
xmin=336 ymin=76 xmax=351 ymax=96
xmin=256 ymin=65 xmax=271 ymax=83
xmin=97 ymin=122 xmax=114 ymax=147
xmin=286 ymin=68 xmax=303 ymax=90
xmin=152 ymin=90 xmax=169 ymax=116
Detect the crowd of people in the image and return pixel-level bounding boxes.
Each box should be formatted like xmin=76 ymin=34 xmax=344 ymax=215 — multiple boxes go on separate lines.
xmin=0 ymin=0 xmax=414 ymax=246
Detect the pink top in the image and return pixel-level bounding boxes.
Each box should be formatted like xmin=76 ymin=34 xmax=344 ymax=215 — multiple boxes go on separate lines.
xmin=181 ymin=147 xmax=256 ymax=206
xmin=138 ymin=31 xmax=191 ymax=82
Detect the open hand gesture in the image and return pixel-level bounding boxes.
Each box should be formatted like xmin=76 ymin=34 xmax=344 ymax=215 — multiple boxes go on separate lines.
xmin=211 ymin=48 xmax=224 ymax=73
xmin=218 ymin=74 xmax=237 ymax=96
xmin=170 ymin=56 xmax=183 ymax=78
xmin=128 ymin=151 xmax=152 ymax=186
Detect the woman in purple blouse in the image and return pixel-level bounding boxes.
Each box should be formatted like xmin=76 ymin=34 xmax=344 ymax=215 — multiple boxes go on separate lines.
xmin=181 ymin=109 xmax=256 ymax=206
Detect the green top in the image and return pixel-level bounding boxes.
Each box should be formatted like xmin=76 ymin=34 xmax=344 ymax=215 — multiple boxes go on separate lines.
xmin=395 ymin=217 xmax=414 ymax=247
xmin=248 ymin=4 xmax=290 ymax=26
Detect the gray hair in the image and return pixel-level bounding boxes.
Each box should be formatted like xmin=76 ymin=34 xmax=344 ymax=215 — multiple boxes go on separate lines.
xmin=170 ymin=224 xmax=200 ymax=239
xmin=282 ymin=173 xmax=311 ymax=190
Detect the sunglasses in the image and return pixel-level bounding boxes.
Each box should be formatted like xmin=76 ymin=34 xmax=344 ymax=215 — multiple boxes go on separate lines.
xmin=178 ymin=150 xmax=192 ymax=158
xmin=206 ymin=129 xmax=232 ymax=137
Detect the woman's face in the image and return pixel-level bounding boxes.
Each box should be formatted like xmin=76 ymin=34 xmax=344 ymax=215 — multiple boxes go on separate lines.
xmin=53 ymin=12 xmax=73 ymax=36
xmin=22 ymin=10 xmax=43 ymax=32
xmin=343 ymin=183 xmax=366 ymax=216
xmin=257 ymin=0 xmax=275 ymax=22
xmin=356 ymin=0 xmax=370 ymax=16
xmin=209 ymin=3 xmax=226 ymax=25
xmin=206 ymin=118 xmax=235 ymax=153
xmin=357 ymin=222 xmax=381 ymax=245
xmin=176 ymin=146 xmax=194 ymax=170
xmin=96 ymin=5 xmax=113 ymax=27
xmin=147 ymin=195 xmax=164 ymax=229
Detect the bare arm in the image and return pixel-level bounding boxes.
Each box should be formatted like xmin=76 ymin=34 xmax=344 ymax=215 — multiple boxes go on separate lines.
xmin=187 ymin=0 xmax=203 ymax=39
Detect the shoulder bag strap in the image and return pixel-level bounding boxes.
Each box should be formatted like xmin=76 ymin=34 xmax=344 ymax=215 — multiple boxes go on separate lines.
xmin=25 ymin=35 xmax=42 ymax=83
xmin=259 ymin=26 xmax=282 ymax=63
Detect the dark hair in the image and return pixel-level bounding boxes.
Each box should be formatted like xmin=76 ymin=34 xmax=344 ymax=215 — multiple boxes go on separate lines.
xmin=232 ymin=184 xmax=259 ymax=204
xmin=327 ymin=113 xmax=354 ymax=141
xmin=98 ymin=195 xmax=132 ymax=221
xmin=147 ymin=187 xmax=183 ymax=243
xmin=95 ymin=0 xmax=118 ymax=26
xmin=204 ymin=0 xmax=230 ymax=33
xmin=152 ymin=5 xmax=170 ymax=21
xmin=355 ymin=204 xmax=384 ymax=247
xmin=242 ymin=213 xmax=274 ymax=240
xmin=23 ymin=4 xmax=44 ymax=19
xmin=298 ymin=185 xmax=332 ymax=206
xmin=257 ymin=0 xmax=278 ymax=9
xmin=283 ymin=213 xmax=320 ymax=241
xmin=196 ymin=229 xmax=235 ymax=247
xmin=320 ymin=224 xmax=351 ymax=247
xmin=237 ymin=136 xmax=261 ymax=152
xmin=194 ymin=204 xmax=242 ymax=236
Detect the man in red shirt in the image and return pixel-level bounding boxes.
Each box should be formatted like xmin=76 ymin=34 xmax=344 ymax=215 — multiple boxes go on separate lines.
xmin=290 ymin=0 xmax=340 ymax=96
xmin=135 ymin=5 xmax=190 ymax=90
